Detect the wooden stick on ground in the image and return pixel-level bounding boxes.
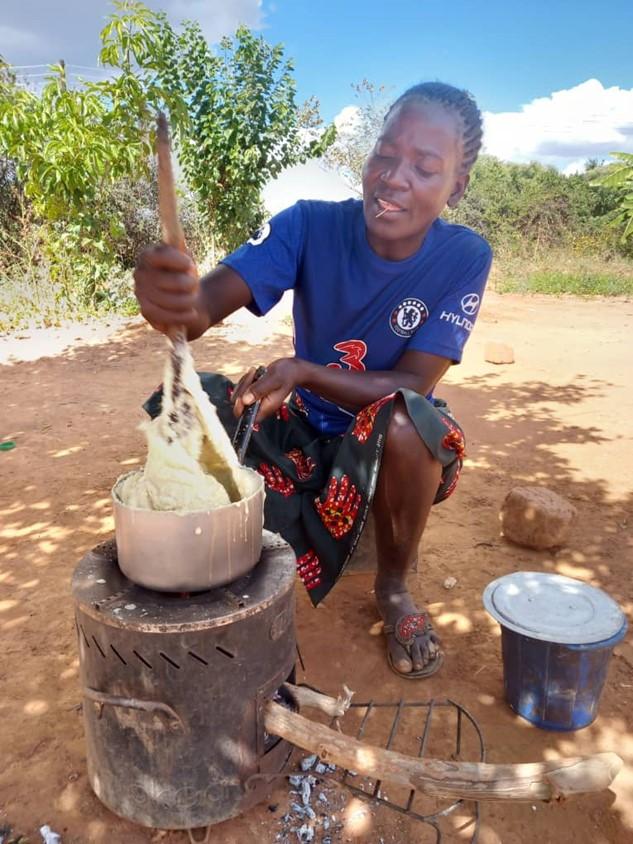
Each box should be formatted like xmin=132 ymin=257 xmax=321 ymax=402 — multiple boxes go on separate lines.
xmin=281 ymin=682 xmax=354 ymax=718
xmin=264 ymin=699 xmax=623 ymax=803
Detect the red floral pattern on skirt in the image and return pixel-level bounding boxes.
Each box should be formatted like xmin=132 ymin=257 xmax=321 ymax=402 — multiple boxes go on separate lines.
xmin=439 ymin=415 xmax=466 ymax=459
xmin=296 ymin=549 xmax=322 ymax=590
xmin=314 ymin=474 xmax=362 ymax=539
xmin=352 ymin=393 xmax=395 ymax=443
xmin=258 ymin=462 xmax=296 ymax=497
xmin=285 ymin=448 xmax=316 ymax=481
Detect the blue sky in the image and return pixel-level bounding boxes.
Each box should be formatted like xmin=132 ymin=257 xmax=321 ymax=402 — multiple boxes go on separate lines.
xmin=2 ymin=0 xmax=633 ymax=172
xmin=264 ymin=0 xmax=632 ymax=120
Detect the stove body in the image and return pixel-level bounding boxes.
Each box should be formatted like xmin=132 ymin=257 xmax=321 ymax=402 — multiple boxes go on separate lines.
xmin=72 ymin=534 xmax=296 ymax=829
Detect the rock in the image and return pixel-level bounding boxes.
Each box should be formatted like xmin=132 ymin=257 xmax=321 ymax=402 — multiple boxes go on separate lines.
xmin=500 ymin=486 xmax=577 ymax=549
xmin=443 ymin=576 xmax=458 ymax=590
xmin=300 ymin=754 xmax=317 ymax=771
xmin=40 ymin=827 xmax=62 ymax=844
xmin=484 ymin=342 xmax=515 ymax=364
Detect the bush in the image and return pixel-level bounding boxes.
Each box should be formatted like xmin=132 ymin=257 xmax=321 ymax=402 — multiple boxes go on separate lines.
xmin=103 ymin=164 xmax=211 ymax=270
xmin=446 ymin=156 xmax=631 ymax=259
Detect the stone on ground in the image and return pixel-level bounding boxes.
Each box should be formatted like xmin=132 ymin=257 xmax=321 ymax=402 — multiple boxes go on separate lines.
xmin=500 ymin=486 xmax=577 ymax=549
xmin=485 ymin=342 xmax=515 ymax=364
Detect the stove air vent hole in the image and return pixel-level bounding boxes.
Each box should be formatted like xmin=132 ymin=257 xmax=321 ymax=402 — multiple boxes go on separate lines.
xmin=187 ymin=651 xmax=208 ymax=666
xmin=110 ymin=644 xmax=127 ymax=665
xmin=133 ymin=650 xmax=153 ymax=670
xmin=91 ymin=635 xmax=106 ymax=659
xmin=159 ymin=652 xmax=181 ymax=669
xmin=215 ymin=646 xmax=235 ymax=660
xmin=79 ymin=624 xmax=90 ymax=649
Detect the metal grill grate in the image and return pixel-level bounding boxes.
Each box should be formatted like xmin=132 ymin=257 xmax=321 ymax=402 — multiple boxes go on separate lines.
xmin=246 ymin=696 xmax=485 ymax=843
xmin=324 ymin=697 xmax=485 ymax=843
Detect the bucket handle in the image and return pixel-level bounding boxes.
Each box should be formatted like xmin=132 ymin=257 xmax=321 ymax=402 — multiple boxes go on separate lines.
xmin=83 ymin=686 xmax=185 ymax=731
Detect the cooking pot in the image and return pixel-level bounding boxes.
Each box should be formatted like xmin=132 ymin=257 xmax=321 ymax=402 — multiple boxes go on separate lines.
xmin=111 ymin=466 xmax=264 ymax=592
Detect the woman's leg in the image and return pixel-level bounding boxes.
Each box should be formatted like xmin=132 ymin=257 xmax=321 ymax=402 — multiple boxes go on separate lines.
xmin=373 ymin=396 xmax=443 ymax=674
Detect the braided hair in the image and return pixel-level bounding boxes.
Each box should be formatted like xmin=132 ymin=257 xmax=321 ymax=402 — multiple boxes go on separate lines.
xmin=386 ymin=82 xmax=483 ymax=174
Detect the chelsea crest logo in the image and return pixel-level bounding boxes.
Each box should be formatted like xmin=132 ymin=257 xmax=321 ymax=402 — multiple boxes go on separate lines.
xmin=390 ymin=298 xmax=429 ymax=337
xmin=248 ymin=222 xmax=271 ymax=246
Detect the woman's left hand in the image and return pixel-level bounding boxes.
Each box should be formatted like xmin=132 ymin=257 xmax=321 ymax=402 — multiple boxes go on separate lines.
xmin=232 ymin=358 xmax=306 ymax=421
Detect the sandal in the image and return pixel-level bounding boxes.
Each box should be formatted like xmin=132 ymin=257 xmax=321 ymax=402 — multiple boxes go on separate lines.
xmin=383 ymin=612 xmax=444 ymax=679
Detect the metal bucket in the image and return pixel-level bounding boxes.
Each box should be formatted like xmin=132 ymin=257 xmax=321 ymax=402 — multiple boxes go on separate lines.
xmin=112 ymin=466 xmax=264 ymax=592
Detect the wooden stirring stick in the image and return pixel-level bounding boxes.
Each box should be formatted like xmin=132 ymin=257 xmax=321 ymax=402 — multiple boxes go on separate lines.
xmin=156 ymin=112 xmax=188 ymax=351
xmin=156 ymin=111 xmax=186 ymax=253
xmin=154 ymin=112 xmax=193 ymax=439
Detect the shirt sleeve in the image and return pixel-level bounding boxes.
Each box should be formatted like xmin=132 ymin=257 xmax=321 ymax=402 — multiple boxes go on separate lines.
xmin=408 ymin=240 xmax=493 ymax=362
xmin=220 ymin=202 xmax=306 ymax=317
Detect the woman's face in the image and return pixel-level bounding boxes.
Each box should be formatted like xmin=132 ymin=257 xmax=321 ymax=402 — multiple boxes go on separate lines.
xmin=362 ymin=100 xmax=468 ymax=261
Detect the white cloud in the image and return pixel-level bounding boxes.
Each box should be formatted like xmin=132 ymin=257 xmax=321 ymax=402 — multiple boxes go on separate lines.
xmin=0 ymin=0 xmax=266 ymax=67
xmin=483 ymin=79 xmax=633 ymax=171
xmin=331 ymin=80 xmax=633 ymax=174
xmin=562 ymin=159 xmax=590 ymax=176
xmin=166 ymin=0 xmax=266 ymax=43
xmin=0 ymin=24 xmax=43 ymax=54
xmin=334 ymin=105 xmax=362 ymax=136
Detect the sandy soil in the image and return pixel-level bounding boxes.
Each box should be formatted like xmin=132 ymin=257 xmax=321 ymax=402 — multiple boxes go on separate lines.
xmin=1 ymin=291 xmax=632 ymax=844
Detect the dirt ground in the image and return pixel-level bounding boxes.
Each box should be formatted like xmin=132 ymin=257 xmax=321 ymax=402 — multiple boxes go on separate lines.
xmin=1 ymin=291 xmax=633 ymax=844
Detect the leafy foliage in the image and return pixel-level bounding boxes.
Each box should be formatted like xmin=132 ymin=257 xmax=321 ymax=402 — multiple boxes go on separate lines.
xmin=0 ymin=1 xmax=184 ymax=304
xmin=446 ymin=156 xmax=630 ymax=257
xmin=0 ymin=1 xmax=332 ymax=320
xmin=591 ymin=152 xmax=633 ymax=241
xmin=159 ymin=22 xmax=335 ymax=252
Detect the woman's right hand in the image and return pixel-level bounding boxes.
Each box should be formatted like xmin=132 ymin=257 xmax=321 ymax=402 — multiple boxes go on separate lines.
xmin=134 ymin=244 xmax=209 ymax=339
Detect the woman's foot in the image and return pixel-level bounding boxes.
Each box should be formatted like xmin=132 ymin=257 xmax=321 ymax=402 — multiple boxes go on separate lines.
xmin=375 ymin=579 xmax=441 ymax=676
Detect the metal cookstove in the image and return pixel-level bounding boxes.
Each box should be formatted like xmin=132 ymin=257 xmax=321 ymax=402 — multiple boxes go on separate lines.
xmin=72 ymin=531 xmax=296 ymax=830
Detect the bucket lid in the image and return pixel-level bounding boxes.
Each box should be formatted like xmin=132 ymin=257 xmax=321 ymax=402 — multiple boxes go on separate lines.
xmin=483 ymin=571 xmax=626 ymax=645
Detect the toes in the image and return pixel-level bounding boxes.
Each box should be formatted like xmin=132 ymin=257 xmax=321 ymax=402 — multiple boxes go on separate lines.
xmin=410 ymin=640 xmax=425 ymax=672
xmin=420 ymin=637 xmax=439 ymax=665
xmin=394 ymin=657 xmax=413 ymax=674
xmin=388 ymin=640 xmax=413 ymax=674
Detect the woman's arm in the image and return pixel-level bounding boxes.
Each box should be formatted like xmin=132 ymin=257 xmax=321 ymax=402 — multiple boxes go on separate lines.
xmin=233 ymin=350 xmax=451 ymax=420
xmin=134 ymin=245 xmax=252 ymax=340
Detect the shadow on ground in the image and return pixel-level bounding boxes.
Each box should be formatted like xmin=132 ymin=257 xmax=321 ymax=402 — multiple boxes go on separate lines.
xmin=0 ymin=314 xmax=631 ymax=843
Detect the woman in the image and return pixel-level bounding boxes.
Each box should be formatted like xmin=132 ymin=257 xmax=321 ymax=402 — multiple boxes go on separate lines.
xmin=134 ymin=81 xmax=492 ymax=679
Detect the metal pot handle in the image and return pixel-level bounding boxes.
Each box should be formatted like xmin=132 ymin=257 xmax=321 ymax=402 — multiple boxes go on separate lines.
xmin=83 ymin=686 xmax=185 ymax=731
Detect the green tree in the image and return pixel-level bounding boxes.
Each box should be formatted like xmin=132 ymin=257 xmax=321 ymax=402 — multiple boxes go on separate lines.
xmin=1 ymin=0 xmax=329 ymax=304
xmin=592 ymin=152 xmax=633 ymax=241
xmin=159 ymin=21 xmax=335 ymax=253
xmin=0 ymin=1 xmax=181 ymax=304
xmin=445 ymin=155 xmax=626 ymax=255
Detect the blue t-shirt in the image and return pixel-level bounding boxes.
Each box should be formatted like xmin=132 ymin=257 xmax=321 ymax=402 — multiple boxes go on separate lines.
xmin=222 ymin=199 xmax=492 ymax=435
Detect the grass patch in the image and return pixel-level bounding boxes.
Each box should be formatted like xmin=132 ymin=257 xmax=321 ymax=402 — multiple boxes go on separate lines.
xmin=499 ymin=269 xmax=633 ymax=296
xmin=492 ymin=251 xmax=633 ymax=297
xmin=0 ymin=266 xmax=139 ymax=333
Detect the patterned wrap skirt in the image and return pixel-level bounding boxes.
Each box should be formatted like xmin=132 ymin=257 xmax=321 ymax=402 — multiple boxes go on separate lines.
xmin=145 ymin=374 xmax=465 ymax=606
